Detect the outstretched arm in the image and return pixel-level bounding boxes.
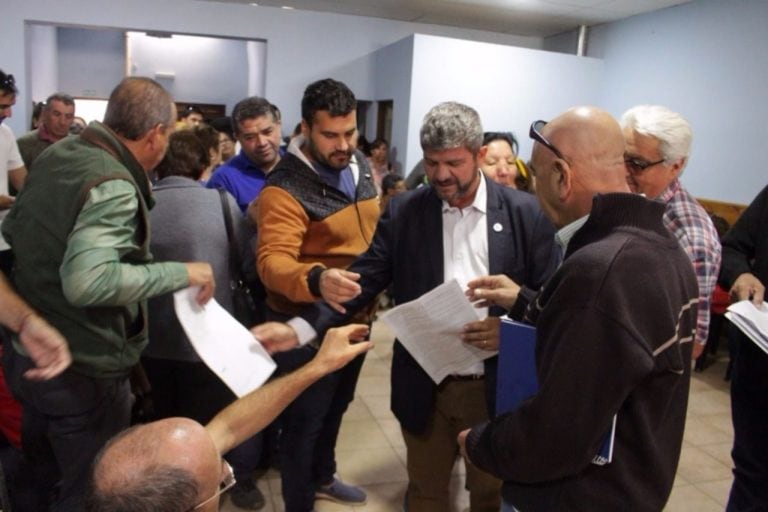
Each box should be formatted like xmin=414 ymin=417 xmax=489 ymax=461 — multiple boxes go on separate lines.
xmin=207 ymin=324 xmax=372 ymax=454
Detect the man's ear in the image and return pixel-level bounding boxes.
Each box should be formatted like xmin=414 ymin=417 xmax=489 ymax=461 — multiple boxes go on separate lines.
xmin=555 ymin=159 xmax=573 ymax=201
xmin=300 ymin=119 xmax=310 ymax=139
xmin=669 ymin=156 xmax=686 ymax=179
xmin=146 ymin=123 xmax=167 ymax=149
xmin=477 ymin=145 xmax=488 ymax=161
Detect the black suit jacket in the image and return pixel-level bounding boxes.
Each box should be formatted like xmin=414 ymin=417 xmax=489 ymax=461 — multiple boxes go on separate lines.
xmin=303 ymin=177 xmax=560 ymax=434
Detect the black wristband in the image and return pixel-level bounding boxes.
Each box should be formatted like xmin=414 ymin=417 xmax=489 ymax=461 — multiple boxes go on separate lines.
xmin=307 ymin=266 xmax=325 ymax=298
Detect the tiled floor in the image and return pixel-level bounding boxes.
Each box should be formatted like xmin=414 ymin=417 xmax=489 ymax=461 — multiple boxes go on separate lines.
xmin=222 ymin=321 xmax=734 ymax=512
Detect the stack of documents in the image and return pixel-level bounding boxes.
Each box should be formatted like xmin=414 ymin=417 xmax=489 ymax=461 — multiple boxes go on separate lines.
xmin=725 ymin=300 xmax=768 ymax=355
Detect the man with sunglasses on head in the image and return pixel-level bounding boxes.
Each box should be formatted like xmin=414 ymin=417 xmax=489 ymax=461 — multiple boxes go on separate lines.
xmin=460 ymin=107 xmax=699 ymax=512
xmin=621 ymin=105 xmax=721 ymax=361
xmin=0 ymin=70 xmax=28 ymax=276
xmin=86 ymin=324 xmax=373 ymax=512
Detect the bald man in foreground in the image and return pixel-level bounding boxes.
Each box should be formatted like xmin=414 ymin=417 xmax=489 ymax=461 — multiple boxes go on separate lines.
xmin=86 ymin=324 xmax=372 ymax=512
xmin=459 ymin=107 xmax=699 ymax=511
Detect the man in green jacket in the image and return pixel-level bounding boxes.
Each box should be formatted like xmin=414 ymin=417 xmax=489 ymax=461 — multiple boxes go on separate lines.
xmin=2 ymin=76 xmax=215 ymax=512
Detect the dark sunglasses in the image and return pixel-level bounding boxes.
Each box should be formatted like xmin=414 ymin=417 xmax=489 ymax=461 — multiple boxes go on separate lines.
xmin=529 ymin=120 xmax=565 ymax=160
xmin=625 ymin=157 xmax=665 ymax=175
xmin=0 ymin=74 xmax=16 ymax=92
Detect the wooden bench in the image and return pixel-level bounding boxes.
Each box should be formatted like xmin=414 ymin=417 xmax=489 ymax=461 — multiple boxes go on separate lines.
xmin=696 ymin=197 xmax=748 ymax=229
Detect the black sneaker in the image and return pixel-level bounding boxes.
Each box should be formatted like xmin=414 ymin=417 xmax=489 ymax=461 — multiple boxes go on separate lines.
xmin=229 ymin=479 xmax=266 ymax=510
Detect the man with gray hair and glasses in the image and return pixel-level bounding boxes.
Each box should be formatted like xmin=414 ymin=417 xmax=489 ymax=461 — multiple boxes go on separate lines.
xmin=621 ymin=105 xmax=721 ymax=361
xmin=253 ymin=101 xmax=560 ymax=511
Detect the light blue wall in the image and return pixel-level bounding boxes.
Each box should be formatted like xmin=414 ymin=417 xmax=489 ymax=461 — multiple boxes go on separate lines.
xmin=372 ymin=36 xmax=415 ymax=176
xmin=57 ymin=27 xmax=126 ymax=98
xmin=585 ymin=0 xmax=768 ymax=204
xmin=127 ymin=32 xmax=256 ymax=115
xmin=2 ymin=0 xmax=539 ymax=138
xmin=400 ymin=35 xmax=604 ymax=173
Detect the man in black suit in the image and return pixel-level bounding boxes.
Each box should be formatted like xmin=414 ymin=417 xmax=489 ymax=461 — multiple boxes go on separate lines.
xmin=254 ymin=101 xmax=560 ymax=512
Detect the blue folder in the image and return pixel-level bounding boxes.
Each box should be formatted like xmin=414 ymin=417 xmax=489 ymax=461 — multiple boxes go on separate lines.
xmin=496 ymin=317 xmax=615 ymax=465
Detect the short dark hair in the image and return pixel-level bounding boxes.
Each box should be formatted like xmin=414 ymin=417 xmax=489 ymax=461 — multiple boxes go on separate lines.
xmin=210 ymin=116 xmax=234 ymax=140
xmin=231 ymin=97 xmax=280 ymax=135
xmin=155 ymin=130 xmax=210 ymax=181
xmin=483 ymin=131 xmax=519 ymax=155
xmin=44 ymin=93 xmax=75 ymax=109
xmin=382 ymin=173 xmax=404 ymax=195
xmin=103 ymin=77 xmax=174 ymax=141
xmin=0 ymin=70 xmax=18 ymax=95
xmin=370 ymin=138 xmax=388 ymax=151
xmin=192 ymin=125 xmax=219 ymax=157
xmin=179 ymin=104 xmax=203 ymax=120
xmin=301 ymin=78 xmax=356 ymax=126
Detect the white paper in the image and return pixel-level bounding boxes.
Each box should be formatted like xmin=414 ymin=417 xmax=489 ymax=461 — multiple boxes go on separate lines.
xmin=379 ymin=279 xmax=496 ymax=384
xmin=726 ymin=299 xmax=768 ymax=355
xmin=173 ymin=287 xmax=276 ymax=397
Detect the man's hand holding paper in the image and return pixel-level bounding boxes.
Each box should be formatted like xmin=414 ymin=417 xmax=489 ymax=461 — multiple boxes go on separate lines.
xmin=379 ymin=279 xmax=497 ymax=384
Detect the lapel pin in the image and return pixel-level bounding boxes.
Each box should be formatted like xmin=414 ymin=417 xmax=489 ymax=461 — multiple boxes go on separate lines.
xmin=493 ymin=222 xmax=503 ymax=232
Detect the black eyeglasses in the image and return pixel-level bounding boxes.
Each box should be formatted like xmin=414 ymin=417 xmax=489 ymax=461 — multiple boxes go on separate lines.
xmin=529 ymin=120 xmax=565 ymax=160
xmin=625 ymin=157 xmax=666 ymax=175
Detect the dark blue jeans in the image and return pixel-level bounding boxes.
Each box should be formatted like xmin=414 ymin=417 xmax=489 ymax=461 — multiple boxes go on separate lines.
xmin=3 ymin=347 xmax=131 ymax=512
xmin=726 ymin=328 xmax=768 ymax=511
xmin=274 ymin=344 xmax=366 ymax=512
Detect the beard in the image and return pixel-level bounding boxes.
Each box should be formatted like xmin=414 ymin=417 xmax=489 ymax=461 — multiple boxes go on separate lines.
xmin=307 ymin=137 xmax=353 ymax=171
xmin=432 ymin=169 xmax=479 ymax=204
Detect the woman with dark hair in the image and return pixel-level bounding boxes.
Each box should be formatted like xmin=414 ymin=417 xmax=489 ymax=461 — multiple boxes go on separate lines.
xmin=190 ymin=125 xmax=221 ymax=184
xmin=480 ymin=131 xmax=532 ymax=191
xmin=143 ymin=130 xmax=266 ymax=509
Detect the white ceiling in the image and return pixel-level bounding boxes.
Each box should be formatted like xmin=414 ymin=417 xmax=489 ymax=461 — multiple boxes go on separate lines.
xmin=205 ymin=0 xmax=692 ymax=38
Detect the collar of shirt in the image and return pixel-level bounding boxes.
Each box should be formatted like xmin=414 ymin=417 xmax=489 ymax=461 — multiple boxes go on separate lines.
xmin=312 ymin=160 xmax=356 ymax=200
xmin=556 ymin=214 xmax=590 ymax=255
xmin=657 ymin=178 xmax=681 ymax=204
xmin=441 ymin=170 xmax=487 ymax=215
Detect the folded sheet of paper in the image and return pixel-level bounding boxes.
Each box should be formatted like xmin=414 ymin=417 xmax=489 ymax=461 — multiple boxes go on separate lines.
xmin=174 ymin=287 xmax=276 ymax=397
xmin=379 ymin=279 xmax=496 ymax=384
xmin=726 ymin=299 xmax=768 ymax=355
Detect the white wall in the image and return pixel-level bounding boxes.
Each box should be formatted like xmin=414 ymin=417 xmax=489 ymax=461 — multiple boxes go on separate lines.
xmin=372 ymin=36 xmax=415 ymax=175
xmin=127 ymin=32 xmax=259 ymax=114
xmin=1 ymin=0 xmax=539 ymax=137
xmin=400 ymin=35 xmax=604 ymax=173
xmin=585 ymin=0 xmax=768 ymax=204
xmin=26 ymin=24 xmax=57 ymax=105
xmin=57 ymin=27 xmax=126 ymax=98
